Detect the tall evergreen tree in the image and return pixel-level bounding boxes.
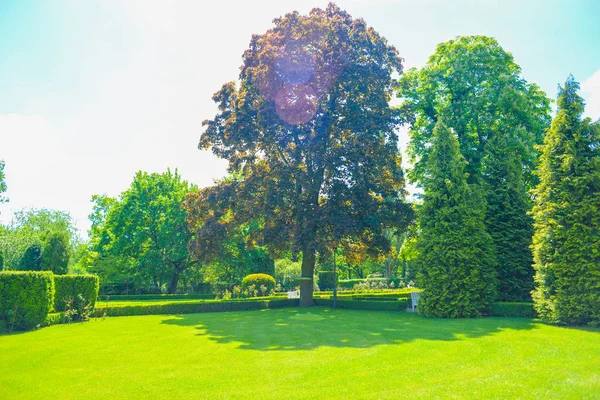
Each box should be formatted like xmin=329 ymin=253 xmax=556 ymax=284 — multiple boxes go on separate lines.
xmin=531 ymin=76 xmax=600 ymax=326
xmin=482 ymin=132 xmax=534 ymax=301
xmin=19 ymin=244 xmax=43 ymax=271
xmin=42 ymin=231 xmax=70 ymax=275
xmin=417 ymin=120 xmax=496 ymax=318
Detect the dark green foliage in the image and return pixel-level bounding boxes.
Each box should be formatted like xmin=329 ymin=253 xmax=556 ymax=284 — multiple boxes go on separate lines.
xmin=19 ymin=244 xmax=42 ymax=271
xmin=42 ymin=232 xmax=70 ymax=275
xmin=318 ymin=271 xmax=337 ymax=290
xmin=482 ymin=133 xmax=535 ymax=301
xmin=531 ymin=76 xmax=600 ymax=326
xmin=314 ymin=299 xmax=409 ymax=311
xmin=0 ymin=250 xmax=4 ymax=270
xmin=53 ymin=274 xmax=100 ymax=312
xmin=416 ymin=120 xmax=497 ymax=318
xmin=93 ymin=298 xmax=299 ymax=317
xmin=241 ymin=273 xmax=276 ymax=296
xmin=489 ymin=302 xmax=536 ymax=318
xmin=0 ymin=271 xmax=54 ymax=330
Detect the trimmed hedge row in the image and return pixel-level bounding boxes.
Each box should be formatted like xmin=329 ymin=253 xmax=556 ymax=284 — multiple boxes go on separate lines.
xmin=54 ymin=274 xmax=100 ymax=311
xmin=93 ymin=298 xmax=300 ymax=317
xmin=314 ymin=298 xmax=409 ymax=311
xmin=489 ymin=302 xmax=536 ymax=318
xmin=100 ymin=293 xmax=217 ymax=302
xmin=0 ymin=271 xmax=55 ymax=330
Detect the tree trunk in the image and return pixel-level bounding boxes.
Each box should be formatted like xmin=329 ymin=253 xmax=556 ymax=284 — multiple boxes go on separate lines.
xmin=168 ymin=272 xmax=180 ymax=294
xmin=299 ymin=247 xmax=316 ymax=307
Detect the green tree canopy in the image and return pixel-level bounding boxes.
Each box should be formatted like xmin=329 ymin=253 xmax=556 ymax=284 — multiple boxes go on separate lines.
xmin=186 ymin=4 xmax=414 ymax=306
xmin=416 ymin=120 xmax=496 ymax=318
xmin=398 ymin=35 xmax=551 ymax=187
xmin=89 ymin=170 xmax=198 ymax=294
xmin=531 ymin=76 xmax=600 ymax=326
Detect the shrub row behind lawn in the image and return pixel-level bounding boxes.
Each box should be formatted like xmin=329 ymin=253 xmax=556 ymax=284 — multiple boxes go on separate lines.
xmin=0 ymin=271 xmax=54 ymax=331
xmin=100 ymin=293 xmax=218 ymax=302
xmin=54 ymin=274 xmax=100 ymax=311
xmin=92 ymin=298 xmax=300 ymax=317
xmin=489 ymin=302 xmax=536 ymax=318
xmin=314 ymin=298 xmax=410 ymax=311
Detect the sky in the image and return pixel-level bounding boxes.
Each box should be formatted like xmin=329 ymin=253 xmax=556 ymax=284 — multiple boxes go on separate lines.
xmin=1 ymin=0 xmax=599 ymax=237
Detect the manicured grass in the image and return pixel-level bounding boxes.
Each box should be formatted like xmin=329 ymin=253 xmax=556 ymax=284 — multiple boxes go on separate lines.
xmin=1 ymin=308 xmax=598 ymax=399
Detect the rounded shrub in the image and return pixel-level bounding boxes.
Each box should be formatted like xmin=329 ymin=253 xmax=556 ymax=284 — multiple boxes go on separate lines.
xmin=241 ymin=273 xmax=276 ymax=297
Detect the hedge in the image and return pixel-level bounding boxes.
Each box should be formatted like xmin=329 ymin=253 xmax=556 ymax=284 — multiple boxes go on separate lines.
xmin=54 ymin=274 xmax=100 ymax=312
xmin=99 ymin=293 xmax=217 ymax=302
xmin=489 ymin=302 xmax=537 ymax=318
xmin=318 ymin=271 xmax=337 ymax=290
xmin=0 ymin=271 xmax=54 ymax=331
xmin=241 ymin=273 xmax=276 ymax=296
xmin=314 ymin=298 xmax=409 ymax=311
xmin=92 ymin=298 xmax=299 ymax=317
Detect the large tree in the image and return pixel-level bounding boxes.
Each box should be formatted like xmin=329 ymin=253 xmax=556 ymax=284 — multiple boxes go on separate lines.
xmin=398 ymin=35 xmax=551 ymax=186
xmin=91 ymin=170 xmax=198 ymax=294
xmin=531 ymin=76 xmax=600 ymax=326
xmin=416 ymin=120 xmax=496 ymax=318
xmin=187 ymin=4 xmax=413 ymax=306
xmin=482 ymin=132 xmax=534 ymax=301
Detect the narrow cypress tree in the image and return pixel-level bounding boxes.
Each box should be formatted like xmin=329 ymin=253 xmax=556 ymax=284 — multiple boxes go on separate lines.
xmin=532 ymin=76 xmax=600 ymax=325
xmin=42 ymin=232 xmax=70 ymax=275
xmin=482 ymin=132 xmax=535 ymax=301
xmin=19 ymin=244 xmax=43 ymax=271
xmin=417 ymin=120 xmax=497 ymax=318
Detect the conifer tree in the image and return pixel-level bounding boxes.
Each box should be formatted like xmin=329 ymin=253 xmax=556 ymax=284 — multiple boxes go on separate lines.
xmin=531 ymin=76 xmax=600 ymax=325
xmin=482 ymin=132 xmax=534 ymax=301
xmin=417 ymin=120 xmax=496 ymax=318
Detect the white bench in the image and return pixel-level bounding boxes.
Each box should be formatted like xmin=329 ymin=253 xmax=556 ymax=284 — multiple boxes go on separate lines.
xmin=287 ymin=290 xmax=300 ymax=299
xmin=411 ymin=291 xmax=419 ymax=312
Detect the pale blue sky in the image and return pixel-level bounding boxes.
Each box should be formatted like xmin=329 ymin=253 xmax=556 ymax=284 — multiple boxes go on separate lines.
xmin=1 ymin=0 xmax=599 ymax=236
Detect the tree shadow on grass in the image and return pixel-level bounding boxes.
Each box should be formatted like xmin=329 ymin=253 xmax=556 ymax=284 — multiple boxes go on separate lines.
xmin=160 ymin=307 xmax=536 ymax=351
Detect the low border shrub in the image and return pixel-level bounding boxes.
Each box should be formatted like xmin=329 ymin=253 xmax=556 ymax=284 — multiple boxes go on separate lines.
xmin=99 ymin=293 xmax=217 ymax=302
xmin=92 ymin=298 xmax=299 ymax=317
xmin=314 ymin=299 xmax=409 ymax=311
xmin=0 ymin=271 xmax=54 ymax=331
xmin=489 ymin=302 xmax=537 ymax=318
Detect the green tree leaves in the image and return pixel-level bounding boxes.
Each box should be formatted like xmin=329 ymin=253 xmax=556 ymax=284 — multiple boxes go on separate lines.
xmin=531 ymin=76 xmax=600 ymax=326
xmin=416 ymin=120 xmax=496 ymax=317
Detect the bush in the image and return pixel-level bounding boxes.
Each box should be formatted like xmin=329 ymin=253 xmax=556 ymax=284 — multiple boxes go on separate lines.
xmin=54 ymin=274 xmax=100 ymax=312
xmin=19 ymin=244 xmax=43 ymax=271
xmin=318 ymin=271 xmax=337 ymax=290
xmin=489 ymin=302 xmax=537 ymax=318
xmin=93 ymin=298 xmax=298 ymax=317
xmin=0 ymin=271 xmax=54 ymax=330
xmin=99 ymin=293 xmax=217 ymax=302
xmin=314 ymin=299 xmax=409 ymax=311
xmin=241 ymin=274 xmax=276 ymax=296
xmin=338 ymin=277 xmax=407 ymax=290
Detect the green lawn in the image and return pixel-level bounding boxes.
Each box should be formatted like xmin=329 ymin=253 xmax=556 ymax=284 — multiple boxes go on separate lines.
xmin=1 ymin=308 xmax=598 ymax=399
